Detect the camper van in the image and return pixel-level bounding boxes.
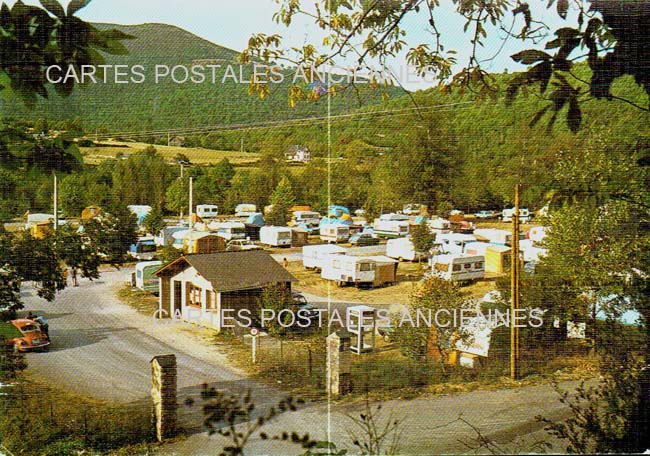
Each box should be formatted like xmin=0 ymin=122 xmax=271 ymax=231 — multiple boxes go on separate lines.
xmin=235 ymin=204 xmax=257 ymax=217
xmin=502 ymin=208 xmax=531 ymax=223
xmin=214 ymin=221 xmax=246 ymax=241
xmin=196 ymin=205 xmax=219 ymax=219
xmin=303 ymin=244 xmax=347 ymax=270
xmin=430 ymin=254 xmax=485 ymax=283
xmin=129 ymin=236 xmax=157 ymax=260
xmin=320 ymin=224 xmax=350 ymax=243
xmin=321 ymin=255 xmax=378 ymax=287
xmin=386 ymin=237 xmax=429 ymax=262
xmin=134 ymin=261 xmax=162 ymax=293
xmin=373 ymin=218 xmax=410 ymax=238
xmin=291 ymin=211 xmax=321 ymax=228
xmin=473 ymin=228 xmax=512 ymax=246
xmin=260 ymin=226 xmax=292 ymax=247
xmin=436 ymin=233 xmax=477 ymax=255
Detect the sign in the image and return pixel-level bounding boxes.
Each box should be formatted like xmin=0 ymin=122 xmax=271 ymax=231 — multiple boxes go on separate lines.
xmin=250 ymin=328 xmax=259 ymax=337
xmin=455 ymin=317 xmax=492 ymax=358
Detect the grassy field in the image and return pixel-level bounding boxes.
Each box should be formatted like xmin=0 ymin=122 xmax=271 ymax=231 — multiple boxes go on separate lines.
xmin=80 ymin=141 xmax=261 ymax=166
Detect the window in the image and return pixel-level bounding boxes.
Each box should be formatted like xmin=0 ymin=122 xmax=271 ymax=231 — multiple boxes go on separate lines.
xmin=453 ymin=264 xmax=462 ymax=272
xmin=475 ymin=262 xmax=484 ymax=269
xmin=359 ymin=262 xmax=374 ymax=272
xmin=187 ymin=283 xmax=202 ymax=307
xmin=464 ymin=263 xmax=472 ymax=270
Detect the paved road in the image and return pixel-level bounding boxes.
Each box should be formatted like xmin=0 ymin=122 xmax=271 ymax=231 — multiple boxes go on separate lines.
xmin=20 ymin=270 xmax=576 ymax=454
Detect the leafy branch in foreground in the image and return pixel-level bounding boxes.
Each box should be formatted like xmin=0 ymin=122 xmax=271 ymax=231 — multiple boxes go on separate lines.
xmin=344 ymin=396 xmax=403 ymax=455
xmin=195 ymin=385 xmax=340 ymax=456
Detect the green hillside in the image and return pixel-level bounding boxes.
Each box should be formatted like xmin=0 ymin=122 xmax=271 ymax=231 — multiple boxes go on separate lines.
xmin=0 ymin=23 xmax=400 ymax=132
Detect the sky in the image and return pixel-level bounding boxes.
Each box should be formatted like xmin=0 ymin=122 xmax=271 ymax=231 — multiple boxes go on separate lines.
xmin=6 ymin=0 xmax=579 ymax=91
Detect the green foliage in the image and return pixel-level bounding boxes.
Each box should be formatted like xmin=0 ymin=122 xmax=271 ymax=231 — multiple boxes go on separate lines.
xmin=84 ymin=207 xmax=138 ymax=266
xmin=392 ymin=277 xmax=464 ymax=363
xmin=56 ymin=224 xmax=101 ymax=286
xmin=267 ymin=176 xmax=296 ymax=226
xmin=157 ymin=244 xmax=182 ymax=264
xmin=142 ymin=208 xmax=165 ymax=236
xmin=0 ymin=0 xmax=133 ymax=106
xmin=256 ymin=285 xmax=297 ymax=336
xmin=410 ymin=222 xmax=435 ymax=258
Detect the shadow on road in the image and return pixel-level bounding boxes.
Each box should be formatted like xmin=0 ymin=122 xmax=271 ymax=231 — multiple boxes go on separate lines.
xmin=46 ymin=327 xmax=138 ymax=351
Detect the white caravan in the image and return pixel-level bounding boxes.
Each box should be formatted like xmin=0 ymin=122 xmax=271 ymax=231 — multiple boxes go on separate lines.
xmin=502 ymin=208 xmax=531 ymax=223
xmin=235 ymin=204 xmax=257 ymax=217
xmin=213 ymin=221 xmax=246 ymax=241
xmin=473 ymin=228 xmax=512 ymax=246
xmin=430 ymin=254 xmax=485 ymax=282
xmin=196 ymin=205 xmax=219 ymax=219
xmin=436 ymin=233 xmax=477 ymax=255
xmin=320 ymin=224 xmax=350 ymax=243
xmin=259 ymin=226 xmax=292 ymax=247
xmin=303 ymin=244 xmax=347 ymax=270
xmin=321 ymin=255 xmax=377 ymax=287
xmin=373 ymin=218 xmax=410 ymax=238
xmin=386 ymin=237 xmax=430 ymax=262
xmin=291 ymin=211 xmax=321 ymax=228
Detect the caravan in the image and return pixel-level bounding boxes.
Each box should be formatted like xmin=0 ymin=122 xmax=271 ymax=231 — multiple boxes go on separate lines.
xmin=386 ymin=237 xmax=431 ymax=262
xmin=473 ymin=228 xmax=512 ymax=246
xmin=502 ymin=208 xmax=531 ymax=223
xmin=235 ymin=204 xmax=257 ymax=217
xmin=290 ymin=211 xmax=321 ymax=228
xmin=430 ymin=254 xmax=485 ymax=283
xmin=436 ymin=233 xmax=477 ymax=255
xmin=134 ymin=261 xmax=162 ymax=293
xmin=213 ymin=221 xmax=246 ymax=241
xmin=303 ymin=244 xmax=347 ymax=270
xmin=321 ymin=255 xmax=377 ymax=287
xmin=129 ymin=236 xmax=157 ymax=260
xmin=196 ymin=205 xmax=219 ymax=219
xmin=373 ymin=215 xmax=410 ymax=238
xmin=320 ymin=224 xmax=350 ymax=243
xmin=260 ymin=226 xmax=292 ymax=247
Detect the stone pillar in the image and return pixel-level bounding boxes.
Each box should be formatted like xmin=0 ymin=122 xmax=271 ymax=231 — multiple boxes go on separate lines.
xmin=327 ymin=330 xmax=352 ymax=396
xmin=151 ymin=354 xmax=177 ymax=442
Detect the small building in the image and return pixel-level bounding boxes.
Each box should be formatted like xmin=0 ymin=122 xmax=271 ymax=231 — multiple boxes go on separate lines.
xmin=465 ymin=242 xmax=512 ymax=274
xmin=183 ymin=232 xmax=226 ymax=254
xmin=285 ymin=145 xmax=311 ymax=163
xmin=169 ymin=136 xmax=186 ymax=147
xmin=155 ymin=251 xmax=297 ymax=331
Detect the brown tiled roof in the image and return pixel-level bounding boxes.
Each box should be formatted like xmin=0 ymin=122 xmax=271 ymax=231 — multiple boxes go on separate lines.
xmin=156 ymin=251 xmax=296 ymax=293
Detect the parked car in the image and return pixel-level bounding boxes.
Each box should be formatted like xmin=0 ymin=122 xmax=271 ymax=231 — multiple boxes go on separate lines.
xmin=474 ymin=210 xmax=498 ymax=219
xmin=226 ymin=239 xmax=261 ymax=251
xmin=349 ymin=233 xmax=380 ymax=246
xmin=7 ymin=319 xmax=50 ymax=352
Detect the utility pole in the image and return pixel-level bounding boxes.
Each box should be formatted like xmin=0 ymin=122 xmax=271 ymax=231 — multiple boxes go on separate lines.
xmin=188 ymin=177 xmax=193 ymax=230
xmin=510 ymin=184 xmax=521 ymax=380
xmin=53 ymin=173 xmax=58 ymax=233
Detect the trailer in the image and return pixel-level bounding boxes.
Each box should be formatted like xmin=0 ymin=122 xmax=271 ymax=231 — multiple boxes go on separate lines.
xmin=320 ymin=224 xmax=350 ymax=243
xmin=372 ymin=218 xmax=410 ymax=238
xmin=365 ymin=255 xmax=399 ymax=287
xmin=321 ymin=255 xmax=378 ymax=287
xmin=465 ymin=242 xmax=511 ymax=274
xmin=473 ymin=228 xmax=512 ymax=246
xmin=196 ymin=205 xmax=219 ymax=219
xmin=386 ymin=237 xmax=430 ymax=262
xmin=303 ymin=244 xmax=347 ymax=270
xmin=129 ymin=236 xmax=157 ymax=260
xmin=134 ymin=261 xmax=162 ymax=293
xmin=235 ymin=204 xmax=257 ymax=217
xmin=502 ymin=208 xmax=531 ymax=223
xmin=436 ymin=233 xmax=477 ymax=255
xmin=290 ymin=211 xmax=321 ymax=228
xmin=212 ymin=221 xmax=246 ymax=241
xmin=260 ymin=226 xmax=292 ymax=247
xmin=430 ymin=254 xmax=485 ymax=283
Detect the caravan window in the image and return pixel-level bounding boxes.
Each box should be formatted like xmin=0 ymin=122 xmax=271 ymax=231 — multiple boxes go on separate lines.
xmin=475 ymin=262 xmax=484 ymax=269
xmin=452 ymin=264 xmax=462 ymax=272
xmin=359 ymin=262 xmax=374 ymax=272
xmin=464 ymin=263 xmax=472 ymax=270
xmin=278 ymin=232 xmax=291 ymax=240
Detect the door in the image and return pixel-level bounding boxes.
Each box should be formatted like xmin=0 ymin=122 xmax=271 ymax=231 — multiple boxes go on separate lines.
xmin=173 ymin=281 xmax=182 ymax=314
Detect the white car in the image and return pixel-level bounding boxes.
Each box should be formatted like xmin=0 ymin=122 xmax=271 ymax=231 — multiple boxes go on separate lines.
xmin=226 ymin=240 xmax=261 ymax=251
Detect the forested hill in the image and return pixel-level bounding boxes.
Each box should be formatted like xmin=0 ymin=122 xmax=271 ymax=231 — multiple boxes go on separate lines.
xmin=0 ymin=23 xmax=400 ymax=132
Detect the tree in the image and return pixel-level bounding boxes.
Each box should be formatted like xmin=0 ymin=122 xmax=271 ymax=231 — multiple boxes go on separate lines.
xmin=267 ymin=176 xmax=296 ymax=226
xmin=392 ymin=277 xmax=465 ymax=368
xmin=243 ymin=1 xmax=650 ymax=132
xmin=142 ymin=208 xmax=165 ymax=237
xmin=56 ymin=225 xmax=101 ymax=287
xmin=410 ymin=221 xmax=435 ymax=262
xmin=84 ymin=207 xmax=138 ymax=267
xmin=0 ymin=0 xmax=133 ymax=106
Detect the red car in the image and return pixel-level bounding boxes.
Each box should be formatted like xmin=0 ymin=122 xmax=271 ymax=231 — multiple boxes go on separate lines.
xmin=7 ymin=319 xmax=50 ymax=352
